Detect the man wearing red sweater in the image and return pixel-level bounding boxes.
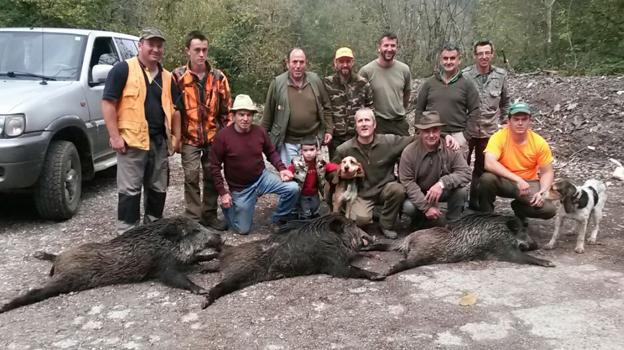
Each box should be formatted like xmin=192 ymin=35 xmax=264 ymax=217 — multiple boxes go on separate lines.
xmin=210 ymin=94 xmax=298 ymax=234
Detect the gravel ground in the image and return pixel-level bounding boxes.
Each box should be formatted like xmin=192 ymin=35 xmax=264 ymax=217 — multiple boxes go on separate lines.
xmin=1 ymin=74 xmax=624 ymax=349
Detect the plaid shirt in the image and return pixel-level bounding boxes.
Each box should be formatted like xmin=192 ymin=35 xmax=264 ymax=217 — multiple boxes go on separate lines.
xmin=173 ymin=62 xmax=231 ymax=146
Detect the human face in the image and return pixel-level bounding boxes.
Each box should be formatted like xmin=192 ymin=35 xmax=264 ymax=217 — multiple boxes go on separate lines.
xmin=138 ymin=38 xmax=164 ymax=66
xmin=418 ymin=127 xmax=441 ymax=150
xmin=474 ymin=44 xmax=494 ymax=71
xmin=300 ymin=144 xmax=319 ymax=162
xmin=287 ymin=49 xmax=307 ymax=81
xmin=355 ymin=111 xmax=376 ymax=139
xmin=440 ymin=49 xmax=460 ymax=75
xmin=233 ymin=110 xmax=253 ymax=133
xmin=334 ymin=57 xmax=354 ymax=79
xmin=508 ymin=113 xmax=532 ymax=136
xmin=186 ymin=39 xmax=208 ymax=69
xmin=377 ymin=37 xmax=397 ymax=63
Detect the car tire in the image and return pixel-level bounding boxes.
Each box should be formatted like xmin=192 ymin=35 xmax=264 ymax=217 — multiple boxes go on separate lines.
xmin=35 ymin=141 xmax=82 ymax=220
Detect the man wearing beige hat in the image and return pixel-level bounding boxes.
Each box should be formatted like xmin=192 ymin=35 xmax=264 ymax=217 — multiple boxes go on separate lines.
xmin=323 ymin=47 xmax=373 ymax=158
xmin=102 ymin=27 xmax=180 ymax=234
xmin=210 ymin=94 xmax=298 ymax=235
xmin=399 ymin=111 xmax=471 ymax=226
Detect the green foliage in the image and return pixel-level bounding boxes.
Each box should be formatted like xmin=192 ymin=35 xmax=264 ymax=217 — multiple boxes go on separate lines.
xmin=2 ymin=0 xmax=620 ymax=102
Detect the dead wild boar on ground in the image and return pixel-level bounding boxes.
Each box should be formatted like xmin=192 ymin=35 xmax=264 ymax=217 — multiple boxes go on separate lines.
xmin=201 ymin=214 xmax=384 ymax=308
xmin=0 ymin=217 xmax=222 ymax=313
xmin=364 ymin=213 xmax=554 ymax=276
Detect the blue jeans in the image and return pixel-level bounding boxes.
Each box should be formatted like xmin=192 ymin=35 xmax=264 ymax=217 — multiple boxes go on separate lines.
xmin=278 ymin=143 xmax=300 ymax=167
xmin=222 ymin=169 xmax=299 ymax=234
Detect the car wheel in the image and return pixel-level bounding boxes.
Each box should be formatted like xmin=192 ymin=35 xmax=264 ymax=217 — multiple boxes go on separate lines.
xmin=35 ymin=140 xmax=82 ymax=220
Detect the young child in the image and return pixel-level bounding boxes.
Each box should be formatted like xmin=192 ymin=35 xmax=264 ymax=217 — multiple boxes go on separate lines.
xmin=288 ymin=138 xmax=338 ymax=219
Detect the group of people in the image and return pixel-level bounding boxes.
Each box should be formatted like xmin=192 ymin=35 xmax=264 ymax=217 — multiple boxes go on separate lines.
xmin=102 ymin=27 xmax=557 ymax=238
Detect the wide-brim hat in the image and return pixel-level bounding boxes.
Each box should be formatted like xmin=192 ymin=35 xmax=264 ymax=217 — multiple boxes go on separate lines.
xmin=415 ymin=111 xmax=446 ymax=129
xmin=140 ymin=27 xmax=165 ymax=41
xmin=230 ymin=94 xmax=258 ymax=112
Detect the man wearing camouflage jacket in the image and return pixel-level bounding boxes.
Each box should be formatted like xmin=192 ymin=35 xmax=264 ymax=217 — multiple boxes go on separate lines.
xmin=323 ymin=47 xmax=374 ymax=158
xmin=462 ymin=39 xmax=510 ymax=210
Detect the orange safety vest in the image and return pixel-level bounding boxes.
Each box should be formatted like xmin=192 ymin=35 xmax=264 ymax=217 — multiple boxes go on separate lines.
xmin=117 ymin=57 xmax=175 ymax=152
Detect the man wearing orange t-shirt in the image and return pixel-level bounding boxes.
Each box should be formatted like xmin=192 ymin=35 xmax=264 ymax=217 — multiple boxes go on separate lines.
xmin=478 ymin=102 xmax=556 ymax=225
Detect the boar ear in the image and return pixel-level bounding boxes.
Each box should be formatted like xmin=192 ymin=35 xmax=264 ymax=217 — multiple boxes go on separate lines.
xmin=328 ymin=214 xmax=348 ymax=233
xmin=505 ymin=217 xmax=523 ymax=235
xmin=160 ymin=221 xmax=183 ymax=242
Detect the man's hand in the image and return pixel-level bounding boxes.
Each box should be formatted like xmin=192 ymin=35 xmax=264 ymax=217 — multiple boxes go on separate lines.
xmin=323 ymin=132 xmax=332 ymax=146
xmin=339 ymin=169 xmax=357 ymax=179
xmin=219 ymin=193 xmax=232 ymax=208
xmin=444 ymin=135 xmax=460 ymax=151
xmin=280 ymin=169 xmax=294 ymax=181
xmin=109 ymin=135 xmax=126 ymax=154
xmin=516 ymin=179 xmax=531 ymax=197
xmin=425 ymin=182 xmax=444 ymax=204
xmin=529 ymin=191 xmax=545 ymax=207
xmin=424 ymin=207 xmax=442 ymax=220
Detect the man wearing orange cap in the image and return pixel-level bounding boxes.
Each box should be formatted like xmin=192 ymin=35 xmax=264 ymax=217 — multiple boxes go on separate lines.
xmin=323 ymin=47 xmax=373 ymax=158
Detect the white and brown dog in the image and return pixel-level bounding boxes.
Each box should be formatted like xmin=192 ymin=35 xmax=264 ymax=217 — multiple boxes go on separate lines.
xmin=332 ymin=156 xmax=365 ymax=217
xmin=544 ymin=178 xmax=607 ymax=253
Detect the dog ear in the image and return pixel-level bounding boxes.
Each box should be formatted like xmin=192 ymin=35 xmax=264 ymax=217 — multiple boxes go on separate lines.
xmin=355 ymin=163 xmax=365 ymax=178
xmin=577 ymin=191 xmax=589 ymax=209
xmin=562 ymin=196 xmax=576 ymax=214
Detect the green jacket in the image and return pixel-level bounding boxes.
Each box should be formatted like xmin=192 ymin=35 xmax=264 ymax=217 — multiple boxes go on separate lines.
xmin=261 ymin=71 xmax=333 ymax=147
xmin=462 ymin=65 xmax=510 ymax=138
xmin=334 ymin=134 xmax=413 ymax=199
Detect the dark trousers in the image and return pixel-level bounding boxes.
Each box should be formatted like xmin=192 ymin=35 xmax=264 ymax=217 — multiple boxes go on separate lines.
xmin=467 ymin=137 xmax=489 ymax=209
xmin=181 ymin=143 xmax=219 ymax=222
xmin=478 ymin=172 xmax=556 ymax=221
xmin=402 ymin=186 xmax=468 ymax=227
xmin=117 ymin=135 xmax=169 ymax=234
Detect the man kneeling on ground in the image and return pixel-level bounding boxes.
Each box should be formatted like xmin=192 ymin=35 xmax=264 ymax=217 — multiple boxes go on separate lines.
xmin=478 ymin=102 xmax=556 ymax=226
xmin=399 ymin=111 xmax=471 ymax=228
xmin=210 ymin=94 xmax=298 ymax=234
xmin=333 ymin=108 xmax=413 ymax=239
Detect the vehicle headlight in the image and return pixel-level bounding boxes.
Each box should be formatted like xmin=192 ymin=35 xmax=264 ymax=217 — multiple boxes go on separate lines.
xmin=0 ymin=114 xmax=25 ymax=137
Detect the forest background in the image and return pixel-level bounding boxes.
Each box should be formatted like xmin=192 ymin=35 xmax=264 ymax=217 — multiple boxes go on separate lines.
xmin=1 ymin=0 xmax=622 ymax=101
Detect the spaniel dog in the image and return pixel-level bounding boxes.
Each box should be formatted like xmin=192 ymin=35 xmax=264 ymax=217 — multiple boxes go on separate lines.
xmin=332 ymin=156 xmax=365 ymax=217
xmin=544 ymin=178 xmax=607 ymax=253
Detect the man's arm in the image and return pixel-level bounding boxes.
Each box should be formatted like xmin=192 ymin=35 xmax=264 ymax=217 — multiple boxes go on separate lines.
xmin=499 ymin=76 xmax=511 ymax=124
xmin=466 ymin=79 xmax=481 ymax=124
xmin=439 ymin=150 xmax=472 ymax=189
xmin=172 ymin=110 xmax=181 ymax=153
xmin=319 ymin=81 xmax=334 ymax=144
xmin=414 ymin=80 xmax=428 ymax=119
xmin=102 ymin=99 xmax=125 ymax=153
xmin=209 ymin=136 xmax=229 ymax=196
xmin=219 ymin=74 xmax=232 ymax=126
xmin=262 ymin=128 xmax=286 ymax=171
xmin=403 ymin=68 xmax=412 ymax=110
xmin=261 ymin=80 xmax=276 ymax=130
xmin=398 ymin=149 xmax=430 ymax=211
xmin=363 ymin=80 xmax=374 ymax=111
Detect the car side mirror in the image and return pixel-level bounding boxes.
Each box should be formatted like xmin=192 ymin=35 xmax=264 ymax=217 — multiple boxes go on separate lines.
xmin=91 ymin=64 xmax=113 ymax=84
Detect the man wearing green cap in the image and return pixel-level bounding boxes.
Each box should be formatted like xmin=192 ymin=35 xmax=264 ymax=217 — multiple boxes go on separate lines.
xmin=323 ymin=47 xmax=374 ymax=158
xmin=102 ymin=27 xmax=180 ymax=234
xmin=399 ymin=111 xmax=471 ymax=226
xmin=478 ymin=102 xmax=556 ymax=226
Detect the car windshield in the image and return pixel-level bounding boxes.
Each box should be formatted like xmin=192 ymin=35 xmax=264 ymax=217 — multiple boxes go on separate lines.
xmin=0 ymin=31 xmax=87 ymax=81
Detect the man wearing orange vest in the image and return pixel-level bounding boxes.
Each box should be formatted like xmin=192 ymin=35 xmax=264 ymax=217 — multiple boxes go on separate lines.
xmin=102 ymin=28 xmax=180 ymax=234
xmin=172 ymin=31 xmax=231 ymax=231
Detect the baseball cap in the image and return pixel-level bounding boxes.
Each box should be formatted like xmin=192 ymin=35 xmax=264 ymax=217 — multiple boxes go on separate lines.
xmin=508 ymin=102 xmax=531 ymax=116
xmin=335 ymin=47 xmax=354 ymax=60
xmin=140 ymin=28 xmax=166 ymax=41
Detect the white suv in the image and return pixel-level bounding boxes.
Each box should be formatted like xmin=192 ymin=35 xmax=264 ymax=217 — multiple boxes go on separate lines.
xmin=0 ymin=27 xmax=139 ymax=220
